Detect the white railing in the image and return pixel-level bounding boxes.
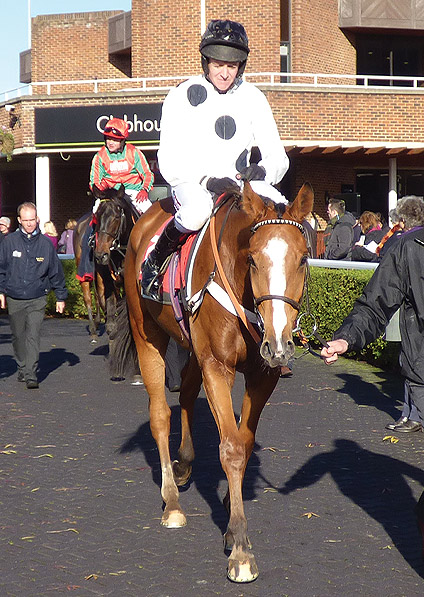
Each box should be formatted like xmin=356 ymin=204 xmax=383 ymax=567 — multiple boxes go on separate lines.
xmin=2 ymin=72 xmax=424 ymax=103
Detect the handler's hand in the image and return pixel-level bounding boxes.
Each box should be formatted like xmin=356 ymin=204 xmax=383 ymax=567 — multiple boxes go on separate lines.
xmin=0 ymin=294 xmax=5 ymax=310
xmin=56 ymin=301 xmax=65 ymax=314
xmin=321 ymin=339 xmax=349 ymax=364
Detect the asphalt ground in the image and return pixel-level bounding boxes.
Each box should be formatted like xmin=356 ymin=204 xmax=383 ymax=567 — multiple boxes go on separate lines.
xmin=1 ymin=315 xmax=424 ymax=596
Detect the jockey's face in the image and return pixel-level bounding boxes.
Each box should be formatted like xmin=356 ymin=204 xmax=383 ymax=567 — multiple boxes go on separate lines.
xmin=18 ymin=207 xmax=38 ymax=235
xmin=207 ymin=59 xmax=239 ymax=93
xmin=105 ymin=137 xmax=125 ymax=153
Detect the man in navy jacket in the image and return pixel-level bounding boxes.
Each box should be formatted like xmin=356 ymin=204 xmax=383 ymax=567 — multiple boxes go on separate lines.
xmin=0 ymin=202 xmax=67 ymax=388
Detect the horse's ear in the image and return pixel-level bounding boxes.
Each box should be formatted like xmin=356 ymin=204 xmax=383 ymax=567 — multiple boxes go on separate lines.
xmin=240 ymin=181 xmax=266 ymax=220
xmin=92 ymin=185 xmax=102 ymax=199
xmin=117 ymin=184 xmax=125 ymax=200
xmin=286 ymin=182 xmax=314 ymax=223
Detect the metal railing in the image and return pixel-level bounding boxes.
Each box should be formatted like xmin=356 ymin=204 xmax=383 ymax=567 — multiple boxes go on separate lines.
xmin=2 ymin=71 xmax=424 ymax=102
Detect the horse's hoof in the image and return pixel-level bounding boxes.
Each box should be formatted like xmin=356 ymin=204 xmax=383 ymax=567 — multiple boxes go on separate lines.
xmin=172 ymin=460 xmax=192 ymax=486
xmin=90 ymin=337 xmax=98 ymax=344
xmin=161 ymin=510 xmax=187 ymax=528
xmin=227 ymin=556 xmax=258 ymax=583
xmin=110 ymin=376 xmax=125 ymax=383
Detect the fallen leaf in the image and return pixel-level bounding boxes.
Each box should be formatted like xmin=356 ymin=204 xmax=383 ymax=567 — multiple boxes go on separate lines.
xmin=263 ymin=487 xmax=278 ymax=493
xmin=302 ymin=512 xmax=320 ymax=519
xmin=383 ymin=436 xmax=399 ymax=443
xmin=47 ymin=528 xmax=79 ymax=534
xmin=0 ymin=450 xmax=17 ymax=455
xmin=33 ymin=454 xmax=54 ymax=459
xmin=85 ymin=574 xmax=99 ymax=580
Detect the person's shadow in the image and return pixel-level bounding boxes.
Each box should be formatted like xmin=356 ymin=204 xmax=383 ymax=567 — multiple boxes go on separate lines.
xmin=119 ymin=396 xmax=264 ymax=535
xmin=334 ymin=372 xmax=403 ymax=420
xmin=280 ymin=438 xmax=424 ymax=578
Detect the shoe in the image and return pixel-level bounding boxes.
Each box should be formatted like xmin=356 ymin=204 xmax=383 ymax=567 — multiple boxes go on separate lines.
xmin=385 ymin=416 xmax=408 ymax=430
xmin=280 ymin=366 xmax=293 ymax=378
xmin=17 ymin=370 xmax=25 ymax=382
xmin=391 ymin=419 xmax=422 ymax=433
xmin=26 ymin=379 xmax=39 ymax=389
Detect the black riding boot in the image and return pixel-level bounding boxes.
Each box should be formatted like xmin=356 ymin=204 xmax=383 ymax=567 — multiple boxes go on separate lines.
xmin=141 ymin=219 xmax=188 ymax=300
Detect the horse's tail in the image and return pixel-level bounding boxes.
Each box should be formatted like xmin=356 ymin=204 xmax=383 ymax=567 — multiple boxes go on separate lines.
xmin=109 ymin=297 xmax=138 ymax=380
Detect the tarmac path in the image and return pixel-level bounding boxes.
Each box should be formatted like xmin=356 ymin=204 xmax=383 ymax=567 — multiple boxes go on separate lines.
xmin=1 ymin=315 xmax=424 ymax=596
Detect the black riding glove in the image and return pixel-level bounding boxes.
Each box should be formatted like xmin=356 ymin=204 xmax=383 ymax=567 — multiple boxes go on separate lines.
xmin=206 ymin=177 xmax=238 ymax=196
xmin=238 ymin=164 xmax=266 ymax=182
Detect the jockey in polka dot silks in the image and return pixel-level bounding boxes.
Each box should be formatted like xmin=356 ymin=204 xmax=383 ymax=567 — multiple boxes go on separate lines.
xmin=142 ymin=19 xmax=289 ymax=300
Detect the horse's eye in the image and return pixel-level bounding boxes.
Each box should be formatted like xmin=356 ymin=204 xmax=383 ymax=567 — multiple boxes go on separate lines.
xmin=300 ymin=254 xmax=308 ymax=267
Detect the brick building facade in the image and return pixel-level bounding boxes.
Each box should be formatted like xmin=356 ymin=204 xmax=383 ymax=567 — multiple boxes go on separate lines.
xmin=1 ymin=0 xmax=424 ymax=237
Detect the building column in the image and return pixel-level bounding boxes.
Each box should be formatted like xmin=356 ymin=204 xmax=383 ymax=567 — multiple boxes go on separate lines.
xmin=35 ymin=155 xmax=50 ymax=228
xmin=388 ymin=157 xmax=397 ymax=216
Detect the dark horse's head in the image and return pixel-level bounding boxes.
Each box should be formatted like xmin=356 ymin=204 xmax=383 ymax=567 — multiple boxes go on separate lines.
xmin=92 ymin=184 xmax=138 ymax=267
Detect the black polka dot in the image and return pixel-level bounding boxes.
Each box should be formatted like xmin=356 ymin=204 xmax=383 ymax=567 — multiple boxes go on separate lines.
xmin=215 ymin=115 xmax=236 ymax=140
xmin=187 ymin=84 xmax=207 ymax=106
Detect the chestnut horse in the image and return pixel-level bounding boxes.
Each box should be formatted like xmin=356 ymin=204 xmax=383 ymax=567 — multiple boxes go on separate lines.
xmin=110 ymin=181 xmax=313 ymax=582
xmin=74 ymin=185 xmax=138 ymax=341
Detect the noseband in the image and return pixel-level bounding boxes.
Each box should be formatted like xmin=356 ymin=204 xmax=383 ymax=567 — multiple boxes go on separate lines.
xmin=250 ymin=219 xmax=306 ymax=313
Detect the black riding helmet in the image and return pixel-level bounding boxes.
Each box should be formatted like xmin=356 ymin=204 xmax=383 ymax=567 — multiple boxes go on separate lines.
xmin=200 ymin=20 xmax=250 ymax=78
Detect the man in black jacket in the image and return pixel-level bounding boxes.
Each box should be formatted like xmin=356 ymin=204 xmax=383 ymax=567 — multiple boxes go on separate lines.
xmin=321 ymin=225 xmax=424 ymax=423
xmin=324 ymin=198 xmax=356 ymax=260
xmin=0 ymin=202 xmax=67 ymax=389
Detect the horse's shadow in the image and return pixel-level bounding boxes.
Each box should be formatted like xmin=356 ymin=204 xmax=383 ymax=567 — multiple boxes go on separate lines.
xmin=119 ymin=396 xmax=262 ymax=534
xmin=38 ymin=348 xmax=80 ymax=382
xmin=280 ymin=438 xmax=424 ymax=578
xmin=334 ymin=371 xmax=403 ymax=420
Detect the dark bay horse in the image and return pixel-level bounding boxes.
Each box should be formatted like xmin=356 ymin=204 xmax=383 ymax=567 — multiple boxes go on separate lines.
xmin=74 ymin=185 xmax=139 ymax=341
xmin=110 ymin=181 xmax=314 ymax=582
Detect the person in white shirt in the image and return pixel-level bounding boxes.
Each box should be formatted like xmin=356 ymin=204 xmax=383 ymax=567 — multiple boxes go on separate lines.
xmin=142 ymin=19 xmax=289 ymax=299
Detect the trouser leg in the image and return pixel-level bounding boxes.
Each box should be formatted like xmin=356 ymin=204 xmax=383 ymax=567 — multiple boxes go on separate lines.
xmin=406 ymin=380 xmax=424 ymax=425
xmin=24 ymin=296 xmax=47 ymax=381
xmin=7 ymin=297 xmax=27 ymax=375
xmin=77 ymin=223 xmax=94 ymax=281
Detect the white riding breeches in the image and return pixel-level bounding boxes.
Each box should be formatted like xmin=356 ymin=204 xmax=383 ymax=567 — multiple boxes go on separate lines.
xmin=172 ymin=183 xmax=214 ymax=233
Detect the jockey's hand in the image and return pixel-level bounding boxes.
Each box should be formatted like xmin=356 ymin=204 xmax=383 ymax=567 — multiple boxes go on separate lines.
xmin=206 ymin=177 xmax=238 ymax=196
xmin=135 ymin=189 xmax=149 ymax=202
xmin=237 ymin=164 xmax=266 ymax=182
xmin=321 ymin=339 xmax=349 ymax=364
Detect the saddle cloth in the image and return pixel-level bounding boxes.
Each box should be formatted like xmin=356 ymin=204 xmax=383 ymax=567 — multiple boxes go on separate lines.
xmin=139 ymin=218 xmax=198 ymax=305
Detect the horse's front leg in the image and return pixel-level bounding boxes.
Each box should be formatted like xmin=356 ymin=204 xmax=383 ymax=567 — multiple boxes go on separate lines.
xmin=173 ymin=354 xmax=202 ymax=486
xmin=202 ymin=363 xmax=258 ymax=583
xmin=80 ymin=280 xmax=97 ymax=342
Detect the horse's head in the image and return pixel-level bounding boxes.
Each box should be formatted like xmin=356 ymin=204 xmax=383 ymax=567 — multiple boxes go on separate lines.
xmin=243 ymin=181 xmax=314 ymax=368
xmin=92 ymin=185 xmax=132 ymax=266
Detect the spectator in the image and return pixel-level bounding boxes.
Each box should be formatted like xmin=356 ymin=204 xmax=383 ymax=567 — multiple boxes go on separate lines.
xmin=58 ymin=218 xmax=77 ymax=255
xmin=0 ymin=216 xmax=11 ymax=244
xmin=324 ymin=198 xmax=356 ymax=260
xmin=0 ymin=202 xmax=67 ymax=389
xmin=44 ymin=220 xmax=59 ymax=250
xmin=321 ymin=214 xmax=424 ymax=434
xmin=351 ymin=210 xmax=387 ymax=262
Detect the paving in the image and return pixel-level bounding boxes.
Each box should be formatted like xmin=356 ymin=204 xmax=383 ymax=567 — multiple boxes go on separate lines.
xmin=1 ymin=315 xmax=424 ymax=596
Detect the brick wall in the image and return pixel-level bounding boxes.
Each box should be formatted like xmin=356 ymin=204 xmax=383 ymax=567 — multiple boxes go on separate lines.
xmin=31 ymin=12 xmax=126 ymax=93
xmin=131 ymin=0 xmax=280 ymax=78
xmin=291 ymin=0 xmax=356 ymax=74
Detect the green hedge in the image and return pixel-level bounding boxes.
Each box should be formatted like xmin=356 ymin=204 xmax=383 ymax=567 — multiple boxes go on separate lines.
xmin=46 ymin=259 xmax=97 ymax=319
xmin=46 ymin=260 xmax=400 ymax=370
xmin=307 ymin=267 xmax=400 ymax=370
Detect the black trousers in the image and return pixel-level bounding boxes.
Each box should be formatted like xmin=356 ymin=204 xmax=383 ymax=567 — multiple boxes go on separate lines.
xmin=7 ymin=295 xmax=47 ymax=381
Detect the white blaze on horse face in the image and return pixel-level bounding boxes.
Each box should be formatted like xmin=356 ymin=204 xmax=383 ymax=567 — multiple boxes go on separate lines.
xmin=263 ymin=238 xmax=289 ymax=346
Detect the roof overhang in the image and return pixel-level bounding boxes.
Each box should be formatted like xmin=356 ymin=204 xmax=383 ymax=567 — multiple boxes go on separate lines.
xmin=284 ymin=140 xmax=424 ymax=158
